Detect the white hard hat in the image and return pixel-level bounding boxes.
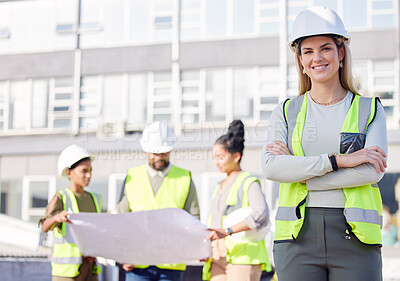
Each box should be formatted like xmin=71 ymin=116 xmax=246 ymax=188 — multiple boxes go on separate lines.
xmin=223 ymin=207 xmax=269 ymax=242
xmin=140 ymin=122 xmax=176 ymax=154
xmin=288 ymin=6 xmax=350 ymax=52
xmin=57 ymin=144 xmax=93 ymax=177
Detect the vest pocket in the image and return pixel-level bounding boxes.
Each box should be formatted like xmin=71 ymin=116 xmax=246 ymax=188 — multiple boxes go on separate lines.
xmin=340 ymin=132 xmax=366 ymax=154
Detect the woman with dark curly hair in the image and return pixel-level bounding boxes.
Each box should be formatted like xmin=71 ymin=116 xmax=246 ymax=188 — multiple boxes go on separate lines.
xmin=202 ymin=120 xmax=271 ymax=281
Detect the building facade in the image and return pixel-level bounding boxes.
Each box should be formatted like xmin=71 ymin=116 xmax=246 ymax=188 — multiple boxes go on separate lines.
xmin=0 ymin=0 xmax=399 ymax=226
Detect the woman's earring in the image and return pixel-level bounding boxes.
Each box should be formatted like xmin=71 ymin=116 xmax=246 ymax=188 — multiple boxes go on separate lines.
xmin=302 ymin=68 xmax=306 ymax=74
xmin=339 ymin=61 xmax=343 ymax=68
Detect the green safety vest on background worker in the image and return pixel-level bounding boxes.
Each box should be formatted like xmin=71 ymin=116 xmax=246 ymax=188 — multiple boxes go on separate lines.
xmin=125 ymin=164 xmax=191 ymax=271
xmin=202 ymin=171 xmax=271 ymax=281
xmin=274 ymin=92 xmax=383 ymax=245
xmin=52 ymin=188 xmax=102 ymax=277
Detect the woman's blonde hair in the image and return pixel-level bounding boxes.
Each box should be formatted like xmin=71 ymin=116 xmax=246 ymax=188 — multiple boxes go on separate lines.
xmin=294 ymin=36 xmax=359 ymax=96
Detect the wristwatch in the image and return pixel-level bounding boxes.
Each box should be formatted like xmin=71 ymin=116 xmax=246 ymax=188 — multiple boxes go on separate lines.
xmin=224 ymin=228 xmax=233 ymax=236
xmin=328 ymin=153 xmax=339 ymax=171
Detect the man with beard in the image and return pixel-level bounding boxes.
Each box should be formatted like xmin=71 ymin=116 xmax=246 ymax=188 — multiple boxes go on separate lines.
xmin=113 ymin=121 xmax=200 ymax=281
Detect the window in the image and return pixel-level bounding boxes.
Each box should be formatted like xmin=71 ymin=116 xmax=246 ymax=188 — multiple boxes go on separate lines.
xmin=107 ymin=173 xmax=126 ymax=212
xmin=9 ymin=80 xmax=29 ymax=130
xmin=154 ymin=0 xmax=173 ymax=42
xmin=206 ymin=0 xmax=227 ymax=38
xmin=233 ymin=68 xmax=255 ymax=120
xmin=181 ymin=70 xmax=201 ymax=124
xmin=343 ymin=0 xmax=367 ymax=28
xmin=131 ymin=0 xmax=150 ymax=43
xmin=103 ymin=75 xmax=125 ymax=120
xmin=233 ymin=0 xmax=254 ymax=35
xmin=50 ymin=77 xmax=74 ymax=129
xmin=127 ymin=73 xmax=148 ymax=127
xmin=180 ymin=0 xmax=202 ymax=41
xmin=151 ymin=71 xmax=172 ymax=122
xmin=80 ymin=0 xmax=104 ymax=48
xmin=104 ymin=0 xmax=125 ymax=44
xmin=0 ymin=82 xmax=7 ymax=130
xmin=80 ymin=76 xmax=100 ymax=130
xmin=31 ymin=80 xmax=49 ymax=129
xmin=371 ymin=0 xmax=395 ymax=28
xmin=21 ymin=176 xmax=56 ymax=223
xmin=205 ymin=69 xmax=226 ymax=121
xmin=260 ymin=66 xmax=280 ymax=120
xmin=259 ymin=0 xmax=279 ymax=36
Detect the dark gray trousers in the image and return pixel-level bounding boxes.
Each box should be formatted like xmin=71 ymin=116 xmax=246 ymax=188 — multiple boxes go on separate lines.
xmin=273 ymin=207 xmax=382 ymax=281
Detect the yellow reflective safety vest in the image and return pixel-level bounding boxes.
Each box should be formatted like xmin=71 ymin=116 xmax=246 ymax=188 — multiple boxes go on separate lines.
xmin=275 ymin=92 xmax=383 ymax=245
xmin=52 ymin=188 xmax=102 ymax=277
xmin=202 ymin=171 xmax=271 ymax=280
xmin=125 ymin=165 xmax=191 ymax=271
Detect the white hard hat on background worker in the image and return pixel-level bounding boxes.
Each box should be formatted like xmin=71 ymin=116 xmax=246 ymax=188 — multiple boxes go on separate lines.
xmin=57 ymin=144 xmax=93 ymax=177
xmin=288 ymin=6 xmax=350 ymax=52
xmin=140 ymin=122 xmax=176 ymax=153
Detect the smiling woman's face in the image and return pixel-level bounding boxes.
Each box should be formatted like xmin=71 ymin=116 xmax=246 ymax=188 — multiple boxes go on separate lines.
xmin=299 ymin=36 xmax=344 ymax=85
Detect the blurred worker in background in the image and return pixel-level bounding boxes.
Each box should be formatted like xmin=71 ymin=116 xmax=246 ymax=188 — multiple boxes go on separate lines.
xmin=262 ymin=6 xmax=387 ymax=281
xmin=113 ymin=121 xmax=200 ymax=281
xmin=203 ymin=120 xmax=271 ymax=281
xmin=39 ymin=144 xmax=103 ymax=281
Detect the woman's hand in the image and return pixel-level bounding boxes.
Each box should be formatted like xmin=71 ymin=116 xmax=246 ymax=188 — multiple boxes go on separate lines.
xmin=83 ymin=256 xmax=97 ymax=264
xmin=122 ymin=264 xmax=135 ymax=272
xmin=266 ymin=140 xmax=292 ymax=155
xmin=53 ymin=210 xmax=70 ymax=224
xmin=336 ymin=146 xmax=387 ymax=173
xmin=205 ymin=229 xmax=228 ymax=241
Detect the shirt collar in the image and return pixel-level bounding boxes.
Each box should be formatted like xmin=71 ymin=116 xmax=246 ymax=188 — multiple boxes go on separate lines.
xmin=146 ymin=162 xmax=172 ymax=179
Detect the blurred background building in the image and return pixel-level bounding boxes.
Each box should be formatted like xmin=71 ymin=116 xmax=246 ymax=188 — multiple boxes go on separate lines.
xmin=0 ymin=0 xmax=399 ymax=279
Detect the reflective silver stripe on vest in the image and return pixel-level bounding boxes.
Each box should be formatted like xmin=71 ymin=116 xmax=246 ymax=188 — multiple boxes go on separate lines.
xmin=63 ymin=189 xmax=76 ymax=243
xmin=275 ymin=206 xmax=298 ymax=221
xmin=358 ymin=97 xmax=373 ymax=134
xmin=53 ymin=236 xmax=67 ymax=245
xmin=92 ymin=193 xmax=102 ymax=211
xmin=51 ymin=256 xmax=82 ymax=265
xmin=286 ymin=96 xmax=305 ymax=154
xmin=344 ymin=208 xmax=383 ymax=228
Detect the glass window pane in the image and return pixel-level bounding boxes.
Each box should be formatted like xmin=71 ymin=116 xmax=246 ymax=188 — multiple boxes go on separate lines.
xmin=374 ymin=60 xmax=394 ymax=72
xmin=372 ymin=14 xmax=394 ymax=28
xmin=344 ymin=0 xmax=367 ymax=28
xmin=353 ymin=62 xmax=369 ymax=91
xmin=34 ymin=1 xmax=56 ymax=51
xmin=233 ymin=0 xmax=254 ymax=35
xmin=104 ymin=0 xmax=124 ymax=44
xmin=128 ymin=74 xmax=147 ymax=124
xmin=103 ymin=75 xmax=124 ymax=119
xmin=260 ymin=8 xmax=278 ymax=18
xmin=374 ymin=77 xmax=394 ymax=86
xmin=153 ymin=114 xmax=171 ymax=122
xmin=314 ymin=0 xmax=337 ymax=11
xmin=233 ymin=68 xmax=255 ymax=120
xmin=131 ymin=0 xmax=150 ymax=42
xmin=206 ymin=69 xmax=226 ymax=121
xmin=30 ymin=181 xmax=49 ymax=208
xmin=181 ymin=27 xmax=201 ymax=41
xmin=372 ymin=1 xmax=393 ymax=10
xmin=10 ymin=81 xmax=29 ymax=129
xmin=181 ymin=70 xmax=199 ymax=81
xmin=54 ymin=118 xmax=71 ymax=128
xmin=260 ymin=22 xmax=279 ymax=36
xmin=206 ymin=0 xmax=227 ymax=37
xmin=32 ymin=80 xmax=48 ymax=128
xmin=154 ymin=72 xmax=171 ymax=82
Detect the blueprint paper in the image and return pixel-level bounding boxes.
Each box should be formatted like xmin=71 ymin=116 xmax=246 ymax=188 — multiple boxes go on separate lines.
xmin=68 ymin=208 xmax=211 ymax=265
